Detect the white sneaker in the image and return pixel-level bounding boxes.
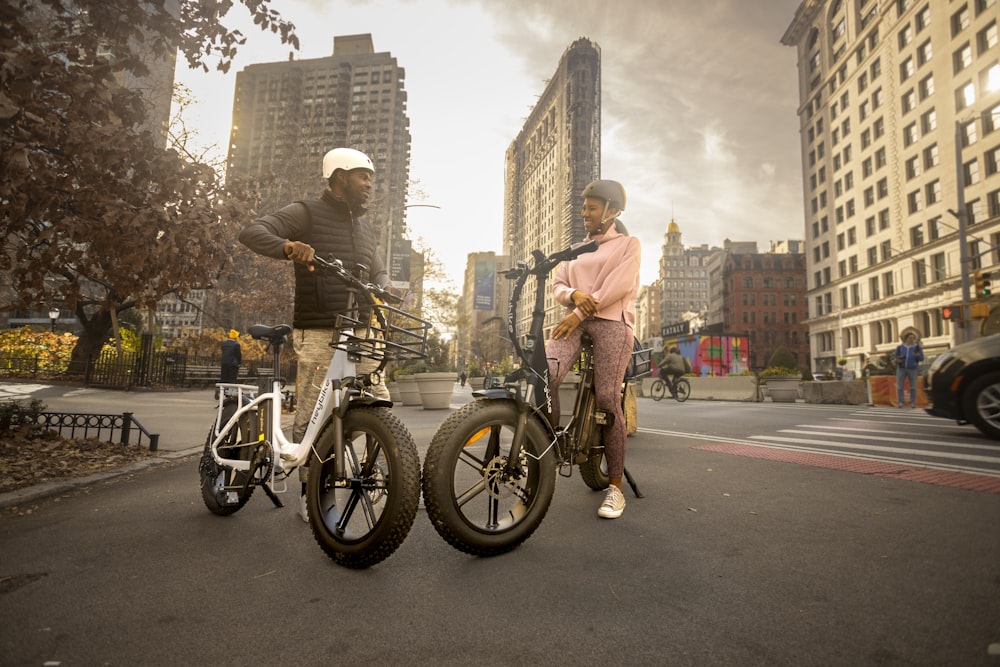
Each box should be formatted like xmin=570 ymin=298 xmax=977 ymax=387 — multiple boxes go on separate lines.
xmin=598 ymin=485 xmax=625 ymax=519
xmin=297 ymin=493 xmax=308 ymax=522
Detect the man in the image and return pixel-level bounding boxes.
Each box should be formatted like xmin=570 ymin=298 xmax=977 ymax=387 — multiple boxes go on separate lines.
xmin=220 ymin=329 xmax=242 ymax=384
xmin=238 ymin=147 xmax=389 ymax=520
xmin=660 ymin=346 xmax=686 ymax=396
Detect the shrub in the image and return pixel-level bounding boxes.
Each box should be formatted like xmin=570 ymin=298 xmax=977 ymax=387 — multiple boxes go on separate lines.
xmin=762 ymin=345 xmax=801 ymax=378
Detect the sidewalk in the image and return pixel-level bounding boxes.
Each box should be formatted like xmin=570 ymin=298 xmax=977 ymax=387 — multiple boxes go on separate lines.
xmin=0 ymin=380 xmax=477 ymax=508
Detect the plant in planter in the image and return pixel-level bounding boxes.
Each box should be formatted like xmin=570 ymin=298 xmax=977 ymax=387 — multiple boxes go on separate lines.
xmin=760 ymin=345 xmax=802 ymax=403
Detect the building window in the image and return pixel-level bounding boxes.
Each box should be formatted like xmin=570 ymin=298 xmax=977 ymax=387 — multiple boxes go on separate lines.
xmin=921 ymin=108 xmax=937 ymax=133
xmin=925 ymin=179 xmax=942 ymax=205
xmin=908 ymin=189 xmax=923 ymax=213
xmin=868 ymin=246 xmax=879 ymax=266
xmin=905 ymin=155 xmax=921 ymax=179
xmin=916 ymin=5 xmax=930 ymax=31
xmin=898 ymin=23 xmax=914 ymax=49
xmin=919 ymin=74 xmax=935 ymax=100
xmin=900 ymin=56 xmax=915 ymax=81
xmin=883 ymin=272 xmax=895 ymax=297
xmin=917 ymin=40 xmax=933 ymax=66
xmin=902 ymin=89 xmax=917 ymax=114
xmin=952 ymin=6 xmax=970 ymax=36
xmin=914 ymin=260 xmax=928 ymax=287
xmin=931 ymin=252 xmax=946 ymax=281
xmin=978 ymin=20 xmax=999 ymax=52
xmin=924 ymin=143 xmax=940 ymax=169
xmin=874 ymin=118 xmax=886 ymax=139
xmin=877 ymin=177 xmax=889 ymax=198
xmin=928 ymin=216 xmax=944 ymax=240
xmin=954 ymin=43 xmax=974 ymax=73
xmin=870 ymin=276 xmax=881 ymax=301
xmin=986 ymin=145 xmax=1000 ymax=175
xmin=911 ymin=224 xmax=925 ymax=246
xmin=903 ymin=122 xmax=919 ymax=146
xmin=965 ymin=158 xmax=981 ymax=185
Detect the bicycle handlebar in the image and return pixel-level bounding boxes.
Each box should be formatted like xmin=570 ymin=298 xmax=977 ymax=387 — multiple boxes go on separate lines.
xmin=498 ymin=240 xmax=599 ymax=281
xmin=310 ymin=255 xmax=403 ymax=305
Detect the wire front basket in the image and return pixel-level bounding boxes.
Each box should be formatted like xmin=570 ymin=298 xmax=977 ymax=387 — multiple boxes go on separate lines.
xmin=333 ymin=304 xmax=431 ymax=362
xmin=626 ymin=340 xmax=653 ymax=381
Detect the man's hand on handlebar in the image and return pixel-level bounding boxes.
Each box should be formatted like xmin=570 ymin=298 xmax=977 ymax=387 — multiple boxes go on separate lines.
xmin=284 ymin=241 xmax=316 ymax=271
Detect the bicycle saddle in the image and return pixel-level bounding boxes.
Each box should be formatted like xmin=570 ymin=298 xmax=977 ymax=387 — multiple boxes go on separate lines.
xmin=248 ymin=324 xmax=292 ymax=343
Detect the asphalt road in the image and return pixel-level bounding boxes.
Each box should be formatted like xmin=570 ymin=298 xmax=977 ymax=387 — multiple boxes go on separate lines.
xmin=1 ymin=383 xmax=999 ymax=666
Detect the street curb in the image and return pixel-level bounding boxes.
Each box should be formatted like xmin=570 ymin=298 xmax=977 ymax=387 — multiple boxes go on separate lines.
xmin=0 ymin=446 xmax=202 ymax=510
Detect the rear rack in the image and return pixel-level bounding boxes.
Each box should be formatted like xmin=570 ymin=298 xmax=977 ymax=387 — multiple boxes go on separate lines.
xmin=334 ymin=304 xmax=432 ymax=362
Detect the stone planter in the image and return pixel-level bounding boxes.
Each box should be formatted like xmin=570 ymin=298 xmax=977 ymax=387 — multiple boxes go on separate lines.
xmin=762 ymin=376 xmax=801 ymax=403
xmin=396 ymin=375 xmax=422 ymax=406
xmin=468 ymin=376 xmax=486 ymax=391
xmin=414 ymin=372 xmax=455 ymax=409
xmin=386 ymin=381 xmax=402 ymax=404
xmin=801 ymin=380 xmax=867 ymax=405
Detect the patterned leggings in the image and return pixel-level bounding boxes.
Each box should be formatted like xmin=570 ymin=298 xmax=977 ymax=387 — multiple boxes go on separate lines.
xmin=545 ymin=318 xmax=633 ymax=479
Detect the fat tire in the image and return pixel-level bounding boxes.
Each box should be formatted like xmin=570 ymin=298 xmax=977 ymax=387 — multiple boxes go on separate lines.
xmin=199 ymin=401 xmax=257 ymax=516
xmin=962 ymin=371 xmax=1000 ymax=440
xmin=422 ymin=399 xmax=556 ymax=557
xmin=650 ymin=379 xmax=666 ymax=401
xmin=674 ymin=379 xmax=691 ymax=403
xmin=307 ymin=407 xmax=420 ymax=569
xmin=579 ymin=447 xmax=610 ymax=490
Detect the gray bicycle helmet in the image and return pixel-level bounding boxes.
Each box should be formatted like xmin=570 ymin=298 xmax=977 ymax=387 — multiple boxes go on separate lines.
xmin=581 ymin=179 xmax=626 ymax=212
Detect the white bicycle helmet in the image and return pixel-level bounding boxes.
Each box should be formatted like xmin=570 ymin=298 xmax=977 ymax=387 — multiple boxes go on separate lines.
xmin=322 ymin=148 xmax=374 ymax=179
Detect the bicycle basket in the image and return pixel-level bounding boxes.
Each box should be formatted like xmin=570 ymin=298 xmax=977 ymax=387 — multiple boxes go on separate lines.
xmin=626 ymin=338 xmax=653 ymax=380
xmin=333 ymin=304 xmax=431 ymax=361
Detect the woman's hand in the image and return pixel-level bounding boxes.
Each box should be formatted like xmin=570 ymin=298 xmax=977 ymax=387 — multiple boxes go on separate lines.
xmin=552 ymin=313 xmax=582 ymax=340
xmin=571 ymin=290 xmax=599 ymax=317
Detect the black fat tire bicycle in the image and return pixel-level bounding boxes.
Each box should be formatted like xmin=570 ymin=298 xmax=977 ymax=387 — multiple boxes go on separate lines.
xmin=650 ymin=375 xmax=691 ymax=402
xmin=421 ymin=242 xmax=651 ymax=557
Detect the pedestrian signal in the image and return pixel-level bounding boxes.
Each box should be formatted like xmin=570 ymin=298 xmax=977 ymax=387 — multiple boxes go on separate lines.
xmin=941 ymin=305 xmax=959 ymax=321
xmin=974 ymin=270 xmax=992 ymax=297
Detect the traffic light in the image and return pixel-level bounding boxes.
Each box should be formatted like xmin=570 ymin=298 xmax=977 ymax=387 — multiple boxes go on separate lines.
xmin=942 ymin=304 xmax=960 ymax=321
xmin=974 ymin=270 xmax=992 ymax=297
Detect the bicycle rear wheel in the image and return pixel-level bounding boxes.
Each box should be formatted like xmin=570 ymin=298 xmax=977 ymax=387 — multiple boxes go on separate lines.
xmin=307 ymin=406 xmax=420 ymax=569
xmin=650 ymin=379 xmax=667 ymax=401
xmin=674 ymin=379 xmax=691 ymax=402
xmin=199 ymin=399 xmax=258 ymax=516
xmin=422 ymin=399 xmax=556 ymax=557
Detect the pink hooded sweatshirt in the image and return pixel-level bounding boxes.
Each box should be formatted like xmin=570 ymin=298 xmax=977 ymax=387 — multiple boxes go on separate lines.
xmin=552 ymin=226 xmax=641 ymax=329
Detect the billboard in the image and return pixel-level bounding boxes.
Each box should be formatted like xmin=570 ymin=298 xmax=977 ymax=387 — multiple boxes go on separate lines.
xmin=390 ymin=239 xmax=412 ymax=288
xmin=474 ymin=258 xmax=495 ymax=310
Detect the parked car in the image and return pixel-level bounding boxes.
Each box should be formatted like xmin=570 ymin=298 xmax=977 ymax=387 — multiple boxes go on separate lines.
xmin=811 ymin=371 xmax=835 ymax=381
xmin=924 ymin=333 xmax=1000 ymax=440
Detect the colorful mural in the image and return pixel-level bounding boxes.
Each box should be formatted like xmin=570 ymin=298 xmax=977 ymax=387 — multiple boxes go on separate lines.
xmin=658 ymin=335 xmax=751 ymax=377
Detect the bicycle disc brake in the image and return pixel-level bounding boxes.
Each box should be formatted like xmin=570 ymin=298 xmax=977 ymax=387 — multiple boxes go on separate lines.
xmin=482 ymin=451 xmax=529 ymax=500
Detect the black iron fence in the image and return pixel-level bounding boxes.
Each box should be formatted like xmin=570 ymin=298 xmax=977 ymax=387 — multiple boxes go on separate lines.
xmin=1 ymin=349 xmax=296 ymax=390
xmin=31 ymin=411 xmax=160 ymax=451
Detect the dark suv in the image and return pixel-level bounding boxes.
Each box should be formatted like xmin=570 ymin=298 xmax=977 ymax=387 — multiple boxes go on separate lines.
xmin=924 ymin=333 xmax=1000 ymax=440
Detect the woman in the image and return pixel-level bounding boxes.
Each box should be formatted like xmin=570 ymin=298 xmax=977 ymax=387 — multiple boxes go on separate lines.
xmin=547 ymin=179 xmax=641 ymax=519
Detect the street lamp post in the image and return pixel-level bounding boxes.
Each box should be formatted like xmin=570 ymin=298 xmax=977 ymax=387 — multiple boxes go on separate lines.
xmin=954 ymin=119 xmax=974 ymax=344
xmin=48 ymin=307 xmax=60 ymax=332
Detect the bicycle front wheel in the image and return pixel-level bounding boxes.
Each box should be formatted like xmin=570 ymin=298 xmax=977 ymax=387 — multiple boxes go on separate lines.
xmin=674 ymin=379 xmax=691 ymax=402
xmin=422 ymin=399 xmax=556 ymax=557
xmin=650 ymin=379 xmax=667 ymax=401
xmin=307 ymin=406 xmax=420 ymax=569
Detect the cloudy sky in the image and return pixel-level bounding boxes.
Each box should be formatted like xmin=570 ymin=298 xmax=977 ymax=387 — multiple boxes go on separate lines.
xmin=173 ymin=0 xmax=806 ymax=289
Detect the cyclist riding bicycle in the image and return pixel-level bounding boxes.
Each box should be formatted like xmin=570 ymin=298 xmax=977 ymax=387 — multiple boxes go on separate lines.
xmin=659 ymin=346 xmax=686 ymax=396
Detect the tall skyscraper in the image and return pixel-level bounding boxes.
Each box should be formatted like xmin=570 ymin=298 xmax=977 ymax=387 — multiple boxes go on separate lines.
xmin=226 ymin=34 xmax=412 ymax=278
xmin=502 ymin=38 xmax=602 ymax=335
xmin=782 ymin=0 xmax=1000 ymax=371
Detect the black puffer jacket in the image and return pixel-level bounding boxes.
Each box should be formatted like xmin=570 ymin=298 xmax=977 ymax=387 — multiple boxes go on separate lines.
xmin=238 ymin=189 xmax=388 ymax=329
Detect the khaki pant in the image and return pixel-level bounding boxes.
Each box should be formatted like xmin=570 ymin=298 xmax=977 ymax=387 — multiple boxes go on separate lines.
xmin=291 ymin=327 xmax=389 ymax=442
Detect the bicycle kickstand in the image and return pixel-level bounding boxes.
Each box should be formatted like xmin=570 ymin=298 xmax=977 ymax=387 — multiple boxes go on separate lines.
xmin=261 ymin=482 xmax=284 ymax=507
xmin=623 ymin=466 xmax=644 ymax=498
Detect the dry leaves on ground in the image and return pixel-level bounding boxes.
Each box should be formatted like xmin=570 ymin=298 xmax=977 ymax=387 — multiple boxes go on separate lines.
xmin=0 ymin=425 xmax=154 ymax=492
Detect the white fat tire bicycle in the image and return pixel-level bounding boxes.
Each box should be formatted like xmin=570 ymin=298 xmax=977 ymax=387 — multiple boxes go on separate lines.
xmin=198 ymin=256 xmax=430 ymax=569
